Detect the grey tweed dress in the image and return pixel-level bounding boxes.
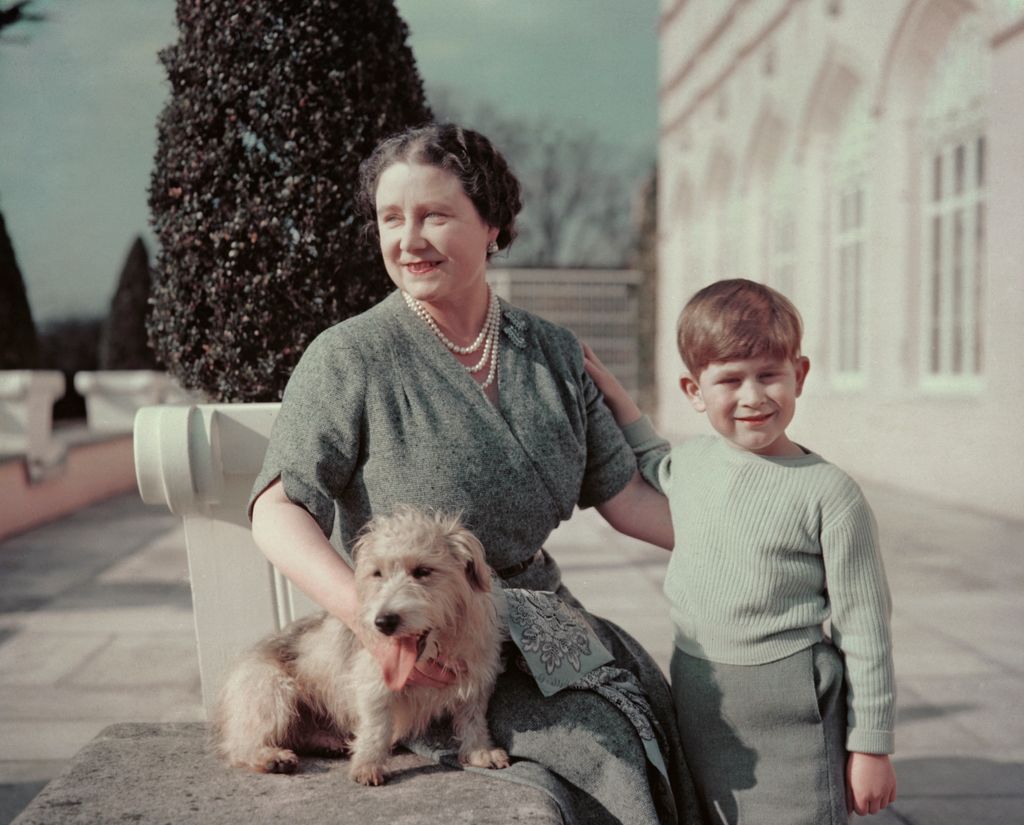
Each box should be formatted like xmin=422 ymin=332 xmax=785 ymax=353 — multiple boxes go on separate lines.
xmin=250 ymin=290 xmax=703 ymax=825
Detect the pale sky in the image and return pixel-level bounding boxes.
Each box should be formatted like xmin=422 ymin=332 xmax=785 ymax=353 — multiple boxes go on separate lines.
xmin=0 ymin=0 xmax=659 ymax=323
xmin=396 ymin=0 xmax=659 ymax=150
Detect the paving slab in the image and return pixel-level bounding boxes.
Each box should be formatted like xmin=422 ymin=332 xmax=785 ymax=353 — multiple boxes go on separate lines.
xmin=0 ymin=630 xmax=113 ymax=685
xmin=67 ymin=634 xmax=201 ymax=688
xmin=96 ymin=527 xmax=193 ymax=584
xmin=900 ymin=592 xmax=1023 ymax=670
xmin=0 ymin=495 xmax=204 ymax=824
xmin=878 ymin=754 xmax=1024 ymax=825
xmin=0 ymin=684 xmax=203 ymax=722
xmin=0 ymin=720 xmax=119 ymax=762
xmin=892 ymin=615 xmax=1000 ymax=678
xmin=897 ymin=674 xmax=1024 ymax=758
xmin=0 ymin=605 xmax=196 ymax=634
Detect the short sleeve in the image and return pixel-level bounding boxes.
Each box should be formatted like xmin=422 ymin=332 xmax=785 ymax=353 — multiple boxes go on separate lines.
xmin=248 ymin=331 xmax=367 ymax=537
xmin=577 ymin=365 xmax=638 ymax=509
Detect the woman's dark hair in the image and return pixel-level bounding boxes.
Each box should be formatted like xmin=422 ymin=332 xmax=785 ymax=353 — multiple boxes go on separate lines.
xmin=357 ymin=123 xmax=522 ymax=254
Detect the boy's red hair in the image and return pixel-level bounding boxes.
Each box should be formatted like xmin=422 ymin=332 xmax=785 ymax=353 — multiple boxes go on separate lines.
xmin=677 ymin=279 xmax=803 ymax=376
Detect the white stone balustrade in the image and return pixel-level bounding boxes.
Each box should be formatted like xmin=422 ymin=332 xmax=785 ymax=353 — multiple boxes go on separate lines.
xmin=0 ymin=370 xmax=67 ymax=471
xmin=162 ymin=376 xmax=203 ymax=406
xmin=134 ymin=403 xmax=318 ymax=713
xmin=74 ymin=370 xmax=197 ymax=433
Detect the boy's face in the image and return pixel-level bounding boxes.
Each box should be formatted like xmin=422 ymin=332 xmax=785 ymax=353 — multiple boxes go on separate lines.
xmin=681 ymin=355 xmax=810 ymax=457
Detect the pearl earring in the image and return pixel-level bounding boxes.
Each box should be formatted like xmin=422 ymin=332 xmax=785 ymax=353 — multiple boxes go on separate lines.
xmin=487 ymin=240 xmax=499 ymax=255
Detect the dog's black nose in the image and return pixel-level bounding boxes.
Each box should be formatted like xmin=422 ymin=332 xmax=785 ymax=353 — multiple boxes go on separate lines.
xmin=374 ymin=613 xmax=401 ymax=636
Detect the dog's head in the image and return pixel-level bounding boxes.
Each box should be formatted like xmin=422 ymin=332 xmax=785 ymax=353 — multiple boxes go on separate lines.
xmin=351 ymin=506 xmax=492 ymax=643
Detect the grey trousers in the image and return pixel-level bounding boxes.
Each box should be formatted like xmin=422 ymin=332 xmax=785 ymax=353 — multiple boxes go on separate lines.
xmin=670 ymin=642 xmax=848 ymax=825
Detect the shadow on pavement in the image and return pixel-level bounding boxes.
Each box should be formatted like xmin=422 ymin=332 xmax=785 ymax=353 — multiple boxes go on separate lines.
xmin=897 ymin=702 xmax=977 ymax=723
xmin=885 ymin=755 xmax=1024 ymax=825
xmin=0 ymin=782 xmax=48 ymax=825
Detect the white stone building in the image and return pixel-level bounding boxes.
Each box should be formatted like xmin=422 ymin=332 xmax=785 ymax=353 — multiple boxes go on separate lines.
xmin=656 ymin=0 xmax=1024 ymax=518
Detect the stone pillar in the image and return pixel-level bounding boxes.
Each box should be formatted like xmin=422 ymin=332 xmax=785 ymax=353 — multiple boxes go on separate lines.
xmin=74 ymin=371 xmax=172 ymax=433
xmin=0 ymin=370 xmax=66 ymax=475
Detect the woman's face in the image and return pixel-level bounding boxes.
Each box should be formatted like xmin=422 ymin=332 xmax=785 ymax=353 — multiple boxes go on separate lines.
xmin=375 ymin=161 xmax=499 ymax=309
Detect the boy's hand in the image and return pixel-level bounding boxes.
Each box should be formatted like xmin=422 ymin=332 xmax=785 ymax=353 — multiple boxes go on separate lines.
xmin=846 ymin=752 xmax=897 ymax=816
xmin=581 ymin=341 xmax=643 ymax=426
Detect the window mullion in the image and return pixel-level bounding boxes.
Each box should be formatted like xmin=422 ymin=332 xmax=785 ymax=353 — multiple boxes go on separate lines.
xmin=830 ymin=185 xmax=843 ymax=376
xmin=961 ymin=144 xmax=978 ymax=375
xmin=939 ymin=147 xmax=956 ymax=376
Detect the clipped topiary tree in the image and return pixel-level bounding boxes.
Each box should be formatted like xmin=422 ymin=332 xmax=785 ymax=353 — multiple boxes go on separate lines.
xmin=0 ymin=209 xmax=39 ymax=369
xmin=149 ymin=0 xmax=432 ymax=402
xmin=99 ymin=236 xmax=159 ymax=370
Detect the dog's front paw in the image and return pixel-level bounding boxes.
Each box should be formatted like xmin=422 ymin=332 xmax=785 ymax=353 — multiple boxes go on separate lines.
xmin=349 ymin=760 xmax=388 ymax=786
xmin=461 ymin=747 xmax=510 ymax=770
xmin=253 ymin=747 xmax=299 ymax=774
xmin=302 ymin=730 xmax=352 ymax=759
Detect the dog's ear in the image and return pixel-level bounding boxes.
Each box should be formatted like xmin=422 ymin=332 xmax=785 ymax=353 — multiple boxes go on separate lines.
xmin=444 ymin=520 xmax=492 ymax=593
xmin=350 ymin=521 xmax=373 ymax=564
xmin=350 ymin=513 xmax=387 ymax=567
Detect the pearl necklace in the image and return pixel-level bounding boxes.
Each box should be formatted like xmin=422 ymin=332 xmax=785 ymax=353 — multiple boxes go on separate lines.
xmin=403 ymin=289 xmax=501 ymax=389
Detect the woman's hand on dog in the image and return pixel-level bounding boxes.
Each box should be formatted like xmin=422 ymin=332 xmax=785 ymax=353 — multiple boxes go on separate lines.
xmin=409 ymin=658 xmax=459 ymax=688
xmin=361 ymin=631 xmax=457 ymax=690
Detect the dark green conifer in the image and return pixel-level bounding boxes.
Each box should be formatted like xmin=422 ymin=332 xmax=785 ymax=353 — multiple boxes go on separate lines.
xmin=99 ymin=236 xmax=159 ymax=370
xmin=149 ymin=0 xmax=431 ymax=401
xmin=0 ymin=210 xmax=39 ymax=369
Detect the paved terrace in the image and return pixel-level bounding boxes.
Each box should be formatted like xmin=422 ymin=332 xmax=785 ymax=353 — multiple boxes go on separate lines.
xmin=0 ymin=484 xmax=1021 ymax=824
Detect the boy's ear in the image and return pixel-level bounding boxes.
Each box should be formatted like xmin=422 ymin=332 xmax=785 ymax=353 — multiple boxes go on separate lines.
xmin=794 ymin=356 xmax=810 ymax=397
xmin=680 ymin=374 xmax=706 ymax=412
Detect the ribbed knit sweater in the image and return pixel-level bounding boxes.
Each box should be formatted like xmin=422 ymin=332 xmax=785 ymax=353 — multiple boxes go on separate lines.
xmin=623 ymin=417 xmax=896 ymax=755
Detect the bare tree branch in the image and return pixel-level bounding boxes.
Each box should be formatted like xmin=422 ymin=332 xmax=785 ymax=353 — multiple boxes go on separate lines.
xmin=0 ymin=1 xmax=46 ymax=33
xmin=430 ymin=88 xmax=648 ymax=268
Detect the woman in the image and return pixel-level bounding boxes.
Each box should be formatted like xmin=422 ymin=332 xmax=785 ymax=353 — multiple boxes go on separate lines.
xmin=249 ymin=123 xmax=702 ymax=825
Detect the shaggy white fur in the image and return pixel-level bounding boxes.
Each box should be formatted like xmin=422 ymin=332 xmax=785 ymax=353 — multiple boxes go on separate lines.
xmin=213 ymin=506 xmax=509 ymax=785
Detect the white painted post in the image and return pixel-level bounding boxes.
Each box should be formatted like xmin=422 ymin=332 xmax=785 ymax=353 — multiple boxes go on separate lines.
xmin=74 ymin=371 xmax=172 ymax=432
xmin=0 ymin=370 xmax=67 ymax=474
xmin=133 ymin=403 xmax=319 ymax=714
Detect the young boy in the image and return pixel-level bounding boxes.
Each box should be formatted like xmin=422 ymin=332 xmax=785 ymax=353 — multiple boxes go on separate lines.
xmin=585 ymin=279 xmax=896 ymax=823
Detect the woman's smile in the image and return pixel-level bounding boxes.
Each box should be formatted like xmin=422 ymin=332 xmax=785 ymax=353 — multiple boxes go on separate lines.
xmin=403 ymin=260 xmax=441 ymax=275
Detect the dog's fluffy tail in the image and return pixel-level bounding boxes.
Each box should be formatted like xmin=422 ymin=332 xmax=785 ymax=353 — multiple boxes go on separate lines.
xmin=213 ymin=650 xmax=300 ymax=768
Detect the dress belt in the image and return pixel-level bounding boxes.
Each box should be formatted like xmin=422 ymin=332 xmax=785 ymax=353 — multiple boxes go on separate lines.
xmin=495 ymin=548 xmax=544 ymax=580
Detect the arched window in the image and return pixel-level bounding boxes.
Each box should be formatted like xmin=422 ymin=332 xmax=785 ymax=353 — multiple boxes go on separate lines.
xmin=688 ymin=211 xmax=707 ymax=286
xmin=920 ymin=16 xmax=988 ymax=389
xmin=717 ymin=192 xmax=746 ymax=279
xmin=829 ymin=98 xmax=874 ymax=386
xmin=744 ymin=106 xmax=787 ymax=293
xmin=701 ymin=149 xmax=733 ymax=285
xmin=767 ymin=162 xmax=798 ymax=299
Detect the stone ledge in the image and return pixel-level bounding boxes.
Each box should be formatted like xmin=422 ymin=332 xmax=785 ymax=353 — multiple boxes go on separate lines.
xmin=12 ymin=722 xmax=564 ymax=825
xmin=0 ymin=435 xmax=136 ymax=540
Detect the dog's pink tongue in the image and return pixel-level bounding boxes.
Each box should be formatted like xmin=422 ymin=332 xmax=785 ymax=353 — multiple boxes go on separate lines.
xmin=378 ymin=636 xmax=420 ymax=691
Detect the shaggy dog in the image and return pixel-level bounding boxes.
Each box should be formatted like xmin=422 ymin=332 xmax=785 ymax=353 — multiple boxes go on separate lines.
xmin=213 ymin=507 xmax=509 ymax=785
